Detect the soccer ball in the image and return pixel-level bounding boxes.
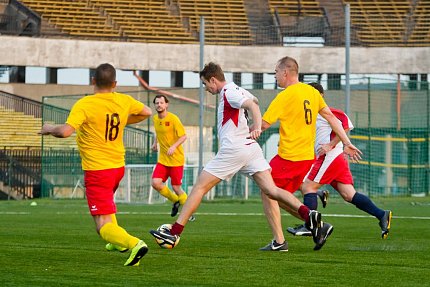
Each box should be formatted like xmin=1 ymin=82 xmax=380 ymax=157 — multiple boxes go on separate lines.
xmin=154 ymin=223 xmax=180 ymax=249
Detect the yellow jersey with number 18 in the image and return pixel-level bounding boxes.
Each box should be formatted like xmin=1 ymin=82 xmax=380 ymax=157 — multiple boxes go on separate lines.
xmin=262 ymin=82 xmax=327 ymax=161
xmin=66 ymin=92 xmax=144 ymax=170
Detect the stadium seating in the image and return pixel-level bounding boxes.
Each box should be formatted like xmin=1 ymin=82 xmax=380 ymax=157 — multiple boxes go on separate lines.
xmin=408 ymin=0 xmax=430 ymax=46
xmin=16 ymin=0 xmax=430 ymax=46
xmin=177 ymin=0 xmax=252 ymax=45
xmin=20 ymin=0 xmax=121 ymax=39
xmin=19 ymin=0 xmax=253 ymax=45
xmin=91 ymin=0 xmax=196 ymax=43
xmin=0 ymin=106 xmax=77 ymax=149
xmin=342 ymin=0 xmax=429 ymax=47
xmin=269 ymin=0 xmax=323 ymax=17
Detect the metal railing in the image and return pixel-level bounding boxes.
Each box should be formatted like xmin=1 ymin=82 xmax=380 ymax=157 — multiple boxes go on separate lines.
xmin=0 ymin=90 xmax=42 ymax=118
xmin=0 ymin=148 xmax=47 ymax=199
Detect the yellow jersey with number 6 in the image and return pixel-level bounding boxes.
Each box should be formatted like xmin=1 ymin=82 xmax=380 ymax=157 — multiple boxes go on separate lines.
xmin=262 ymin=82 xmax=327 ymax=161
xmin=66 ymin=92 xmax=144 ymax=170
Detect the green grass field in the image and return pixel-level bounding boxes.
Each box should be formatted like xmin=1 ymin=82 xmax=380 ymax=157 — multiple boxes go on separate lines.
xmin=1 ymin=196 xmax=429 ymax=287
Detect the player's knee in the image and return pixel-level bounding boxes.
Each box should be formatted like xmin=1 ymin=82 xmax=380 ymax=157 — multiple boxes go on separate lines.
xmin=151 ymin=180 xmax=163 ymax=190
xmin=261 ymin=187 xmax=277 ymax=200
xmin=302 ymin=181 xmax=316 ymax=194
xmin=342 ymin=193 xmax=354 ymax=202
xmin=171 ymin=186 xmax=183 ymax=194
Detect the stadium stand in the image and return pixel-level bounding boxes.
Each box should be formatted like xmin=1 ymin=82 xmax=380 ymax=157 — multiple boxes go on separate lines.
xmin=342 ymin=0 xmax=429 ymax=47
xmin=12 ymin=0 xmax=430 ymax=46
xmin=177 ymin=0 xmax=253 ymax=45
xmin=269 ymin=0 xmax=323 ymax=16
xmin=408 ymin=0 xmax=430 ymax=46
xmin=90 ymin=0 xmax=195 ymax=43
xmin=0 ymin=0 xmax=40 ymax=36
xmin=20 ymin=0 xmax=121 ymax=39
xmin=0 ymin=107 xmax=41 ymax=148
xmin=0 ymin=90 xmax=78 ymax=199
xmin=268 ymin=0 xmax=326 ymax=43
xmin=17 ymin=0 xmax=254 ymax=45
xmin=0 ymin=105 xmax=77 ymax=149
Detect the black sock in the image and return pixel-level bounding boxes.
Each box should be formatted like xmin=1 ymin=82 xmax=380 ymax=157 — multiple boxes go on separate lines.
xmin=351 ymin=192 xmax=385 ymax=219
xmin=304 ymin=193 xmax=318 ymax=210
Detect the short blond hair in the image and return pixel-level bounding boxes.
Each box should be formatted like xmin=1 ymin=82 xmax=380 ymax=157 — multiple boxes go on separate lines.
xmin=277 ymin=56 xmax=299 ymax=74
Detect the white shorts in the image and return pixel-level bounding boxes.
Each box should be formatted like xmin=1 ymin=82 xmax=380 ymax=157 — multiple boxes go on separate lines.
xmin=204 ymin=141 xmax=270 ymax=180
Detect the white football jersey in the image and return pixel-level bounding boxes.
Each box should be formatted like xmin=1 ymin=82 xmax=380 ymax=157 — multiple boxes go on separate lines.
xmin=315 ymin=107 xmax=354 ymax=157
xmin=217 ymin=82 xmax=255 ymax=147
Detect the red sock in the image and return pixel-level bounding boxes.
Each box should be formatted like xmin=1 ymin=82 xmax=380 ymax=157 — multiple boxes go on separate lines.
xmin=171 ymin=222 xmax=184 ymax=236
xmin=298 ymin=205 xmax=310 ymax=223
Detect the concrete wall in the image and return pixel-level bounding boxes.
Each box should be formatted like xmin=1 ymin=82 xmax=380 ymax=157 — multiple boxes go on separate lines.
xmin=0 ymin=83 xmax=139 ymax=101
xmin=1 ymin=36 xmax=429 ymax=74
xmin=0 ymin=82 xmax=201 ymax=102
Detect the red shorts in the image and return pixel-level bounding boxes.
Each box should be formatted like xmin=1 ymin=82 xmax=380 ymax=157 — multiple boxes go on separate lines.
xmin=84 ymin=166 xmax=124 ymax=216
xmin=152 ymin=163 xmax=184 ymax=185
xmin=270 ymin=155 xmax=315 ymax=193
xmin=306 ymin=153 xmax=353 ymax=190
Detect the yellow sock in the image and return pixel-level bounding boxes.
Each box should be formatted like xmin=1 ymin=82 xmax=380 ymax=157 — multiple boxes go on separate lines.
xmin=178 ymin=192 xmax=188 ymax=205
xmin=158 ymin=186 xmax=179 ymax=203
xmin=99 ymin=222 xmax=139 ymax=249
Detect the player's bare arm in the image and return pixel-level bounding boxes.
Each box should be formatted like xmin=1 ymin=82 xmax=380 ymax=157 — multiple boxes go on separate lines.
xmin=151 ymin=136 xmax=158 ymax=152
xmin=319 ymin=107 xmax=362 ymax=162
xmin=317 ymin=128 xmax=351 ymax=156
xmin=39 ymin=123 xmax=75 ymax=138
xmin=127 ymin=105 xmax=152 ymax=125
xmin=317 ymin=143 xmax=335 ymax=156
xmin=344 ymin=144 xmax=362 ymax=163
xmin=261 ymin=120 xmax=271 ymax=132
xmin=134 ymin=70 xmax=181 ymax=101
xmin=167 ymin=135 xmax=187 ymax=156
xmin=133 ymin=70 xmax=151 ymax=90
xmin=241 ymin=98 xmax=262 ymax=140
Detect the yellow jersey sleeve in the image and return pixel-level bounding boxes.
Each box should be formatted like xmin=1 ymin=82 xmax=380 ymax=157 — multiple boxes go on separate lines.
xmin=66 ymin=102 xmax=86 ymax=130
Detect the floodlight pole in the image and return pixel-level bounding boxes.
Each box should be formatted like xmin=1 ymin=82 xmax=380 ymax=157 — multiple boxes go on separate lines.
xmin=198 ymin=16 xmax=205 ymax=172
xmin=345 ymin=4 xmax=351 ymax=116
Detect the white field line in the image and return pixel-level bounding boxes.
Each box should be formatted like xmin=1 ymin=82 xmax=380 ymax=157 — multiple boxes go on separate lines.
xmin=119 ymin=212 xmax=430 ymax=220
xmin=1 ymin=211 xmax=429 ymax=220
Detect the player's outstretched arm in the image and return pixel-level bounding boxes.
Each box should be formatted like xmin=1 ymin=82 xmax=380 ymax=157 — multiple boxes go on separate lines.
xmin=134 ymin=70 xmax=173 ymax=98
xmin=319 ymin=107 xmax=362 ymax=162
xmin=317 ymin=128 xmax=348 ymax=156
xmin=39 ymin=123 xmax=75 ymax=138
xmin=127 ymin=105 xmax=152 ymax=125
xmin=133 ymin=70 xmax=151 ymax=90
xmin=343 ymin=143 xmax=362 ymax=162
